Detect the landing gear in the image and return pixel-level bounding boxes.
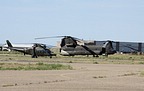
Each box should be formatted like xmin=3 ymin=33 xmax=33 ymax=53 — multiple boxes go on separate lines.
xmin=32 ymin=44 xmax=38 ymax=58
xmin=102 ymin=53 xmax=108 ymax=57
xmin=96 ymin=55 xmax=99 ymax=57
xmin=50 ymin=56 xmax=52 ymax=58
xmin=93 ymin=55 xmax=99 ymax=57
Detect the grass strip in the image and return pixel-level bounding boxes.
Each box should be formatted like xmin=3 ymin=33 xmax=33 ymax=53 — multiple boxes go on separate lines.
xmin=0 ymin=63 xmax=73 ymax=70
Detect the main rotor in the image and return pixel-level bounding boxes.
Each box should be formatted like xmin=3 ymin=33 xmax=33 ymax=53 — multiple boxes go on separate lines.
xmin=35 ymin=36 xmax=83 ymax=43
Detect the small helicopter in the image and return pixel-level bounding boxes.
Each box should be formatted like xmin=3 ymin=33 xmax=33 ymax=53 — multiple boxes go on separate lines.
xmin=6 ymin=40 xmax=56 ymax=58
xmin=35 ymin=36 xmax=116 ymax=57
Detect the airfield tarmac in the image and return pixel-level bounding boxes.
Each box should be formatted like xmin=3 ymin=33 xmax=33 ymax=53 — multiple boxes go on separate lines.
xmin=0 ymin=63 xmax=144 ymax=91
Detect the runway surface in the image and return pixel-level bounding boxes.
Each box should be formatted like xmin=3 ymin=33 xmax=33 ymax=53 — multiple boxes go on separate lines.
xmin=0 ymin=63 xmax=144 ymax=91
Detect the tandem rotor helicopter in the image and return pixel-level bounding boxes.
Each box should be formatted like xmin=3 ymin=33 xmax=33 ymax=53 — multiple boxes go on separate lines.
xmin=35 ymin=36 xmax=116 ymax=57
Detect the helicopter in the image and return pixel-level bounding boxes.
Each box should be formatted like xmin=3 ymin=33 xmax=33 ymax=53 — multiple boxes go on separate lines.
xmin=6 ymin=40 xmax=56 ymax=58
xmin=35 ymin=36 xmax=116 ymax=57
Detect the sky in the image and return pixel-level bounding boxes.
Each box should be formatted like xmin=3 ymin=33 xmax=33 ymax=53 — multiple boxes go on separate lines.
xmin=0 ymin=0 xmax=144 ymax=45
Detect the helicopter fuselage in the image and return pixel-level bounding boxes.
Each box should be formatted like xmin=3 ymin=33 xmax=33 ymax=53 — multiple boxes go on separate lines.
xmin=60 ymin=45 xmax=106 ymax=56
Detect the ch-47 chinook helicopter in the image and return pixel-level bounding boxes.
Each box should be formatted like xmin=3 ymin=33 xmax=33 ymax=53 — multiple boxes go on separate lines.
xmin=6 ymin=40 xmax=56 ymax=58
xmin=35 ymin=36 xmax=116 ymax=57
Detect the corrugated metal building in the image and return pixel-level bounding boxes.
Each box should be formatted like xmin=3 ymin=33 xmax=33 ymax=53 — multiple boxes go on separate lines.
xmin=94 ymin=41 xmax=144 ymax=54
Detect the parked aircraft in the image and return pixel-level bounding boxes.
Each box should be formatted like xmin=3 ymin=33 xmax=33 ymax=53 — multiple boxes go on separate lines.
xmin=35 ymin=36 xmax=116 ymax=57
xmin=0 ymin=44 xmax=3 ymax=51
xmin=6 ymin=40 xmax=56 ymax=58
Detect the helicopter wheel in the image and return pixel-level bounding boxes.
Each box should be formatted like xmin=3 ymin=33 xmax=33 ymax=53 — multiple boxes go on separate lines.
xmin=93 ymin=55 xmax=99 ymax=57
xmin=96 ymin=55 xmax=99 ymax=57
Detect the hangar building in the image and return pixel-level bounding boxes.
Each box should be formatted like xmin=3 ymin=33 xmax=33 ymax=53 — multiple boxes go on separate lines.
xmin=94 ymin=41 xmax=144 ymax=54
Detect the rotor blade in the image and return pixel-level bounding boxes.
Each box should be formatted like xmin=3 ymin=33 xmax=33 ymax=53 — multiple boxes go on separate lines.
xmin=81 ymin=45 xmax=98 ymax=55
xmin=35 ymin=36 xmax=66 ymax=40
xmin=121 ymin=44 xmax=139 ymax=52
xmin=35 ymin=36 xmax=56 ymax=40
xmin=70 ymin=37 xmax=84 ymax=43
xmin=35 ymin=36 xmax=78 ymax=40
xmin=35 ymin=35 xmax=84 ymax=43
